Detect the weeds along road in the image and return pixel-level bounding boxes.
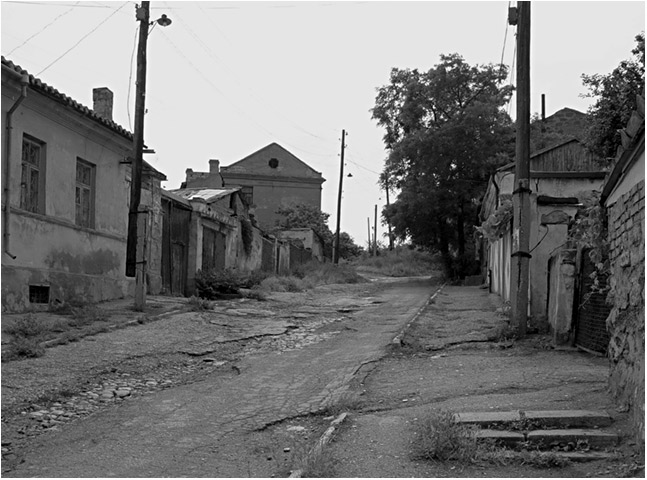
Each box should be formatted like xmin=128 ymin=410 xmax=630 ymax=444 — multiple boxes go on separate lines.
xmin=3 ymin=276 xmax=437 ymax=478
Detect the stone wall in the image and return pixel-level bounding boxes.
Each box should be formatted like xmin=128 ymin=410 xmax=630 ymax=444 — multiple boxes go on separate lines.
xmin=606 ymin=180 xmax=645 ymax=441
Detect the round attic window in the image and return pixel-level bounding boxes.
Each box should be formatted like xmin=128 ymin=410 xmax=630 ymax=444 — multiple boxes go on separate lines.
xmin=268 ymin=158 xmax=279 ymax=168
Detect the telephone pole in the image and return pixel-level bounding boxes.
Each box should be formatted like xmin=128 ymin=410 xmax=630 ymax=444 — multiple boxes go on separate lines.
xmin=373 ymin=204 xmax=378 ymax=256
xmin=509 ymin=1 xmax=531 ymax=338
xmin=333 ymin=129 xmax=346 ymax=264
xmin=126 ymin=1 xmax=151 ymax=310
xmin=384 ymin=176 xmax=394 ymax=250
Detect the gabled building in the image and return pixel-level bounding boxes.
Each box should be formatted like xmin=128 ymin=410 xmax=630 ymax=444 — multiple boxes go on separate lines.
xmin=219 ymin=143 xmax=325 ymax=230
xmin=480 ymin=137 xmax=606 ymax=333
xmin=1 ymin=56 xmax=165 ymax=312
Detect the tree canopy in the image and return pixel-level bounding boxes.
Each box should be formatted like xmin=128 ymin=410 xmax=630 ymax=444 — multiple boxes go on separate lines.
xmin=582 ymin=32 xmax=645 ymax=161
xmin=274 ymin=203 xmax=362 ymax=260
xmin=372 ymin=54 xmax=515 ymax=277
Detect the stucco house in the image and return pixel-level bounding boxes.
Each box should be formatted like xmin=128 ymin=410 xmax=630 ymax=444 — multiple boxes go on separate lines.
xmin=1 ymin=56 xmax=165 ymax=312
xmin=600 ymin=94 xmax=644 ymax=443
xmin=219 ymin=143 xmax=325 ymax=230
xmin=479 ymin=137 xmax=606 ymax=334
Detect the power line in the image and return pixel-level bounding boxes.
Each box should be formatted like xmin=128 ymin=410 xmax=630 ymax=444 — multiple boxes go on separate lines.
xmin=156 ymin=27 xmax=333 ymax=160
xmin=6 ymin=1 xmax=79 ymax=56
xmin=164 ymin=3 xmax=338 ymax=144
xmin=35 ymin=2 xmax=128 ymax=76
xmin=126 ymin=25 xmax=139 ymax=130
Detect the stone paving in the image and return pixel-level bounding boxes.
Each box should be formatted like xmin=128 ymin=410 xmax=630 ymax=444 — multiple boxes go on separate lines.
xmin=4 ymin=278 xmax=436 ymax=477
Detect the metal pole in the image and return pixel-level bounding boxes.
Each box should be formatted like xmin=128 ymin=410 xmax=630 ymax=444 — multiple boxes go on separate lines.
xmin=367 ymin=217 xmax=371 ymax=255
xmin=510 ymin=1 xmax=531 ymax=338
xmin=333 ymin=129 xmax=345 ymax=264
xmin=126 ymin=1 xmax=150 ymax=310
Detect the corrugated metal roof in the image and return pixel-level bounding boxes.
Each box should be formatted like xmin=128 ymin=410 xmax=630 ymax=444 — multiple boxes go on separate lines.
xmin=170 ymin=187 xmax=240 ymax=203
xmin=2 ymin=56 xmax=133 ymax=140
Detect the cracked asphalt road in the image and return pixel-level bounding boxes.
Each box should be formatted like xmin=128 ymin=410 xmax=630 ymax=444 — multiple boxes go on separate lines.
xmin=4 ymin=277 xmax=437 ymax=477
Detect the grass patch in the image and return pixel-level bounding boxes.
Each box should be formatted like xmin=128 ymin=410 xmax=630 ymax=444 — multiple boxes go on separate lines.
xmin=412 ymin=409 xmax=480 ymax=462
xmin=412 ymin=409 xmax=571 ymax=469
xmin=352 ymin=247 xmax=442 ymax=277
xmin=187 ymin=295 xmax=213 ymax=311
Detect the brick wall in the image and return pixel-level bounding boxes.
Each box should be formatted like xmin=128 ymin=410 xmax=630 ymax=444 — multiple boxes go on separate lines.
xmin=606 ymin=180 xmax=645 ymax=441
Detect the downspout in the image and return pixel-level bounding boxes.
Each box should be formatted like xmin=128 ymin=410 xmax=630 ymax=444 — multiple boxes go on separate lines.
xmin=3 ymin=72 xmax=30 ymax=260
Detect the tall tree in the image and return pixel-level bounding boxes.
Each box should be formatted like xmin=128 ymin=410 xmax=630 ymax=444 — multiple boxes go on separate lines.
xmin=373 ymin=54 xmax=514 ymax=277
xmin=582 ymin=33 xmax=645 ymax=161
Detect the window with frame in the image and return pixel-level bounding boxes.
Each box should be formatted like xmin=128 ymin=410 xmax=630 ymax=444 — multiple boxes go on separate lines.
xmin=75 ymin=159 xmax=95 ymax=228
xmin=20 ymin=135 xmax=45 ymax=213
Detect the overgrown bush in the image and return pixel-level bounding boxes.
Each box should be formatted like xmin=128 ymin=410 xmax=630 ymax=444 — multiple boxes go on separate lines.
xmin=195 ymin=269 xmax=271 ymax=299
xmin=4 ymin=314 xmax=46 ymax=338
xmin=3 ymin=336 xmax=45 ymax=360
xmin=187 ymin=295 xmax=213 ymax=311
xmin=195 ymin=269 xmax=244 ymax=299
xmin=412 ymin=410 xmax=479 ymax=462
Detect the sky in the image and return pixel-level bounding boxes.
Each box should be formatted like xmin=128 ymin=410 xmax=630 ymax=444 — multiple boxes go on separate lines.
xmin=1 ymin=0 xmax=645 ymax=247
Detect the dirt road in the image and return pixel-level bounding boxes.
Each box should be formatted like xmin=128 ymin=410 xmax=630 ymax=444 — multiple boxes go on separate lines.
xmin=2 ymin=277 xmax=437 ymax=477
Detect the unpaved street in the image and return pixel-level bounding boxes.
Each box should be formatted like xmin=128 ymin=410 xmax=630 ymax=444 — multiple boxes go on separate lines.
xmin=2 ymin=277 xmax=436 ymax=477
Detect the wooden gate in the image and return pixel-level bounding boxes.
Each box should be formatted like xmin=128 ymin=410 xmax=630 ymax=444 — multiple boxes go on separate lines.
xmin=161 ymin=199 xmax=190 ymax=296
xmin=202 ymin=227 xmax=226 ymax=271
xmin=573 ymin=248 xmax=611 ymax=354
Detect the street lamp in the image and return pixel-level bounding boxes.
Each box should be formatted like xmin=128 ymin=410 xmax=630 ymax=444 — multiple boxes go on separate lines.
xmin=126 ymin=1 xmax=171 ymax=310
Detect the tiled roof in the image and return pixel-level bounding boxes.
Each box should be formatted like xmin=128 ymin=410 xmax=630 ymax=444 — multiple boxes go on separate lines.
xmin=1 ymin=56 xmax=132 ymax=140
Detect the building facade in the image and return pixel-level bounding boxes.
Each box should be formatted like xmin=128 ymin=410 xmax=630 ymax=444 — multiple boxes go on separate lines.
xmin=220 ymin=143 xmax=325 ymax=230
xmin=1 ymin=57 xmax=164 ymax=312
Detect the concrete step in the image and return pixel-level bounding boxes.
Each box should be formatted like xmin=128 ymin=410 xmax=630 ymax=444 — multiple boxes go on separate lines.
xmin=455 ymin=410 xmax=612 ymax=429
xmin=527 ymin=429 xmax=619 ymax=448
xmin=473 ymin=428 xmax=618 ymax=451
xmin=487 ymin=449 xmax=618 ymax=463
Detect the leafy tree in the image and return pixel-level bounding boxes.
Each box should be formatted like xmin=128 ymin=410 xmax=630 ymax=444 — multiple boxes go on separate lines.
xmin=372 ymin=54 xmax=515 ymax=277
xmin=581 ymin=32 xmax=645 ymax=161
xmin=274 ymin=203 xmax=361 ymax=260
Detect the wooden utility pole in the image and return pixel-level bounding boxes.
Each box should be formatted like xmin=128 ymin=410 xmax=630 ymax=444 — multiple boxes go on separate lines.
xmin=373 ymin=204 xmax=378 ymax=256
xmin=333 ymin=129 xmax=346 ymax=264
xmin=384 ymin=176 xmax=394 ymax=250
xmin=509 ymin=1 xmax=531 ymax=338
xmin=367 ymin=217 xmax=371 ymax=255
xmin=126 ymin=1 xmax=151 ymax=310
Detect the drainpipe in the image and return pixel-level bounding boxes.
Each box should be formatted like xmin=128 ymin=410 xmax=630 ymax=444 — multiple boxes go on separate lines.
xmin=3 ymin=72 xmax=30 ymax=259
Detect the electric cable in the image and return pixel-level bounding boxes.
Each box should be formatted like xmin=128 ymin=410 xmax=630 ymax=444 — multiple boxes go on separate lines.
xmin=6 ymin=1 xmax=79 ymax=56
xmin=35 ymin=1 xmax=129 ymax=76
xmin=164 ymin=3 xmax=339 ymax=144
xmin=126 ymin=24 xmax=139 ymax=131
xmin=157 ymin=27 xmax=333 ymax=160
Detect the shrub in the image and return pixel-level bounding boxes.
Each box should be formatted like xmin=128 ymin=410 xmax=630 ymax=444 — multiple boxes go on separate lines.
xmin=187 ymin=295 xmax=213 ymax=311
xmin=195 ymin=269 xmax=244 ymax=299
xmin=4 ymin=314 xmax=45 ymax=338
xmin=412 ymin=410 xmax=479 ymax=462
xmin=3 ymin=336 xmax=45 ymax=361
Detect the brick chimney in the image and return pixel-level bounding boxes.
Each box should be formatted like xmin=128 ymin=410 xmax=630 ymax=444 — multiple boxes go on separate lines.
xmin=209 ymin=159 xmax=220 ymax=173
xmin=93 ymin=87 xmax=113 ymax=121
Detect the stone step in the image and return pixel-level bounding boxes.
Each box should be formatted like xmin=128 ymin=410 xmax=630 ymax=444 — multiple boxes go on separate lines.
xmin=487 ymin=449 xmax=618 ymax=463
xmin=455 ymin=410 xmax=612 ymax=429
xmin=474 ymin=428 xmax=619 ymax=450
xmin=527 ymin=429 xmax=619 ymax=448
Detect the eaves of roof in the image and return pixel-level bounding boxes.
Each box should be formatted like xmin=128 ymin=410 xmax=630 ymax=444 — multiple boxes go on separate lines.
xmin=2 ymin=56 xmax=133 ymax=141
xmin=170 ymin=187 xmax=241 ymax=203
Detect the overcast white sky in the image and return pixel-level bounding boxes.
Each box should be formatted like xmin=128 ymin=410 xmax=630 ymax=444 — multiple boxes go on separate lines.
xmin=2 ymin=1 xmax=645 ymax=246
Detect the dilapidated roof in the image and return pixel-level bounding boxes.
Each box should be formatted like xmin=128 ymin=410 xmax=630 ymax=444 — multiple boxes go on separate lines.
xmin=170 ymin=187 xmax=241 ymax=203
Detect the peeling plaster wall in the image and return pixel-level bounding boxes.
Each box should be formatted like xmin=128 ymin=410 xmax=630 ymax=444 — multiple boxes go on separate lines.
xmin=547 ymin=249 xmax=577 ymax=345
xmin=1 ymin=77 xmax=163 ymax=311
